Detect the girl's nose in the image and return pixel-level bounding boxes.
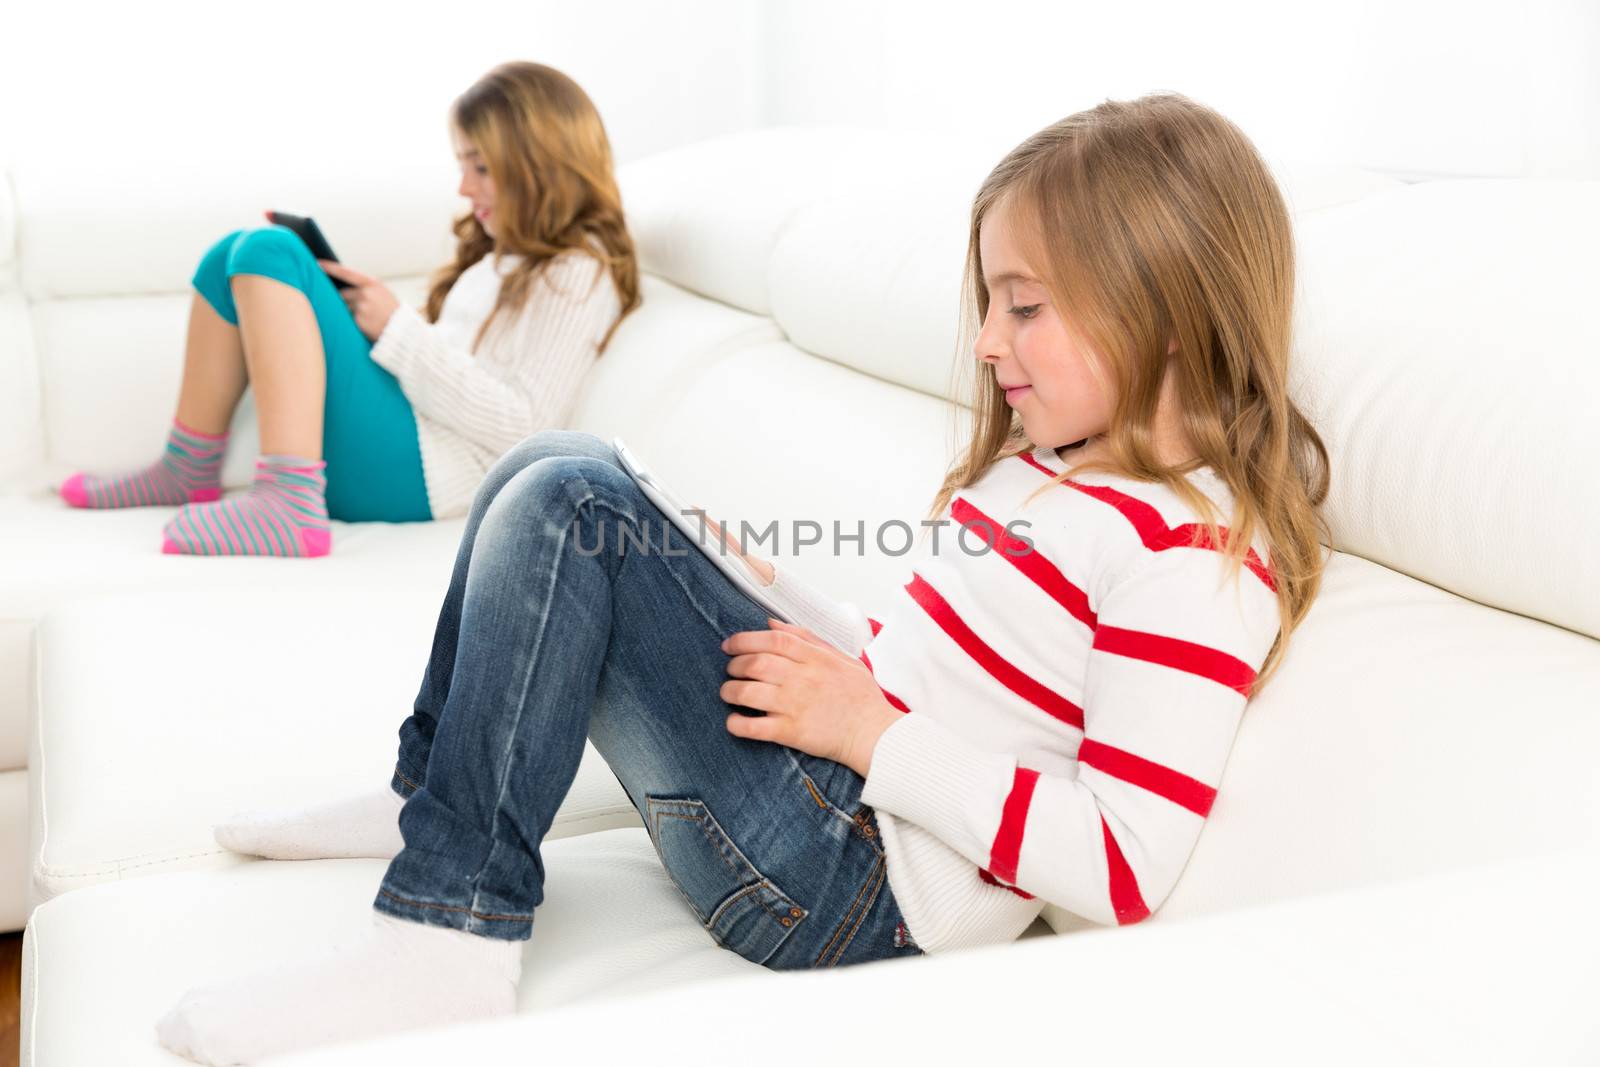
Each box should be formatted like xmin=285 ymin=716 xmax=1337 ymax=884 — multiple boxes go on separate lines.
xmin=974 ymin=323 xmax=1006 ymax=364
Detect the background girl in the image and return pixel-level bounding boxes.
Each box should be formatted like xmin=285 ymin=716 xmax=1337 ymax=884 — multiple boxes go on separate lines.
xmin=157 ymin=91 xmax=1329 ymax=1064
xmin=57 ymin=60 xmax=640 ymax=557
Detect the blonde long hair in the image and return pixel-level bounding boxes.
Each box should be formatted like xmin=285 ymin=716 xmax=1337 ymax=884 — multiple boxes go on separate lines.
xmin=930 ymin=92 xmax=1331 ymax=694
xmin=423 ymin=61 xmax=641 ymax=352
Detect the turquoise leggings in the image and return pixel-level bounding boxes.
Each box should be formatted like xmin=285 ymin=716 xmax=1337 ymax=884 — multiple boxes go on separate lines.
xmin=192 ymin=226 xmax=433 ymax=523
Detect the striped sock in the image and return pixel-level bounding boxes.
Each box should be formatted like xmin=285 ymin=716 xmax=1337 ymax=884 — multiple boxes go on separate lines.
xmin=59 ymin=418 xmax=227 ymax=508
xmin=161 ymin=455 xmax=332 ymax=558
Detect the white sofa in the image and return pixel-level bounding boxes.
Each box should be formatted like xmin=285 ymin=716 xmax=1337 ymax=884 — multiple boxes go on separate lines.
xmin=8 ymin=126 xmax=1599 ymax=1063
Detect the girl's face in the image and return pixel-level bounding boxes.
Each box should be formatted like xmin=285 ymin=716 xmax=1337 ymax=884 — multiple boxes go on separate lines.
xmin=974 ymin=197 xmax=1112 ymax=454
xmin=453 ymin=128 xmax=497 ymax=237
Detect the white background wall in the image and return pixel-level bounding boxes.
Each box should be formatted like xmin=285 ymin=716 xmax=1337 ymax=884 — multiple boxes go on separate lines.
xmin=0 ymin=0 xmax=764 ymax=171
xmin=0 ymin=0 xmax=1594 ymax=179
xmin=758 ymin=0 xmax=1600 ymax=180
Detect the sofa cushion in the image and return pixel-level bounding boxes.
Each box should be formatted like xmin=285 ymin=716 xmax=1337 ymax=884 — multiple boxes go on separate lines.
xmin=1292 ymin=178 xmax=1600 ymax=642
xmin=0 ymin=510 xmax=466 ymax=775
xmin=1151 ymin=550 xmax=1600 ymax=926
xmin=10 ymin=153 xmax=459 ymax=301
xmin=28 ymin=587 xmax=641 ymax=905
xmin=616 ymin=126 xmax=940 ymax=316
xmin=765 ymin=159 xmax=1403 ymax=405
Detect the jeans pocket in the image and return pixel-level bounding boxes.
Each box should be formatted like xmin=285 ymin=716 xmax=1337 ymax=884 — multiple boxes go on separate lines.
xmin=786 ymin=750 xmax=882 ymax=853
xmin=645 ymin=794 xmax=808 ymax=966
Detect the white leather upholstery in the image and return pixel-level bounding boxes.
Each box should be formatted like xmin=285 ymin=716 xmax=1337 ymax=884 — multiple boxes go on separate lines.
xmin=20 ymin=840 xmax=1596 ymax=1064
xmin=28 ymin=590 xmax=643 ymax=904
xmin=1291 ymin=179 xmax=1600 ymax=642
xmin=8 ymin=126 xmax=1598 ymax=1061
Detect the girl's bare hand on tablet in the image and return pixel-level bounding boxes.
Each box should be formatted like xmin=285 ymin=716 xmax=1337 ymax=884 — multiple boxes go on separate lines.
xmin=702 ymin=511 xmax=775 ymax=586
xmin=720 ymin=619 xmax=900 ymax=776
xmin=320 ymin=260 xmax=400 ymax=341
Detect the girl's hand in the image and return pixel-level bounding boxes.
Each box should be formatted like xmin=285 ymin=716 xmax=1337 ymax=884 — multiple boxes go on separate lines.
xmin=721 ymin=618 xmax=901 ymax=778
xmin=319 ymin=260 xmax=400 ymax=341
xmin=701 ymin=510 xmax=775 ymax=586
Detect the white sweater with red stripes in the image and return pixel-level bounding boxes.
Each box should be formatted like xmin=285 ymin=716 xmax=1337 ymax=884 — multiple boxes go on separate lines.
xmin=370 ymin=249 xmax=622 ymax=520
xmin=760 ymin=441 xmax=1282 ymax=954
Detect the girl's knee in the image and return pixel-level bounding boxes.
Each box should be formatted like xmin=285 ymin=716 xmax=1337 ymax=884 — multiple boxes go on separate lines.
xmin=470 ymin=433 xmax=621 ymax=522
xmin=223 ymin=226 xmax=313 ymax=290
xmin=496 ymin=455 xmax=626 ymax=522
xmin=191 ymin=228 xmax=250 ymax=319
xmin=488 ymin=431 xmax=613 ymax=485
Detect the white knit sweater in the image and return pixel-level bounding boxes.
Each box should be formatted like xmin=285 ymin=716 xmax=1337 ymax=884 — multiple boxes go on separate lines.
xmin=759 ymin=442 xmax=1283 ymax=954
xmin=369 ymin=249 xmax=623 ymax=519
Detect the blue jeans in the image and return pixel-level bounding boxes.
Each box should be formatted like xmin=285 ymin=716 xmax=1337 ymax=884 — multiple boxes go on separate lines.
xmin=370 ymin=430 xmax=924 ymax=969
xmin=191 ymin=226 xmax=433 ymax=523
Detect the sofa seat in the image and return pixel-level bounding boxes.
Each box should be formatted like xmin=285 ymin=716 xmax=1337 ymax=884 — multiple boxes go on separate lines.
xmin=31 ymin=529 xmax=1600 ymax=929
xmin=20 ymin=835 xmax=1595 ymax=1065
xmin=27 ymin=587 xmax=645 ymax=906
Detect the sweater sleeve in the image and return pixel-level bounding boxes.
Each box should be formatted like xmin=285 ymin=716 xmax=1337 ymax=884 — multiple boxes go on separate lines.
xmin=859 ymin=542 xmax=1282 ymax=926
xmin=369 ymin=253 xmax=619 ymax=457
xmin=761 ymin=560 xmax=879 ymax=657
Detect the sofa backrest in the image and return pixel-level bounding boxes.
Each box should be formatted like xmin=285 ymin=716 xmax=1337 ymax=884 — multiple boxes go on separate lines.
xmin=4 ymin=128 xmax=1596 ymax=644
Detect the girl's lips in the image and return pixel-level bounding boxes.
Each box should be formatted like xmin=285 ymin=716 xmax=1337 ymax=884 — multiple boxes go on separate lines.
xmin=1004 ymin=385 xmax=1032 ymax=405
xmin=475 ymin=207 xmax=491 ymax=220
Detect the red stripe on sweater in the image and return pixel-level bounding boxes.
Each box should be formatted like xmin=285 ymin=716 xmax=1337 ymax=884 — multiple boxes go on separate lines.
xmin=950 ymin=496 xmax=1096 ymax=630
xmin=905 ymin=573 xmax=1085 ymax=731
xmin=867 ymin=617 xmax=884 ymax=637
xmin=978 ymin=867 xmax=1036 ymax=899
xmin=1100 ymin=815 xmax=1151 ymax=924
xmin=1078 ymin=738 xmax=1217 ymax=817
xmin=988 ymin=765 xmax=1039 ymax=883
xmin=858 ymin=651 xmax=912 ymax=714
xmin=1014 ymin=450 xmax=1278 ymax=594
xmin=1093 ymin=624 xmax=1257 ymax=696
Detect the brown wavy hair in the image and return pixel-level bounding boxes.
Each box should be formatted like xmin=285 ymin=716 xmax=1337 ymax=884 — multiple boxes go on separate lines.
xmin=423 ymin=61 xmax=641 ymax=352
xmin=929 ymin=92 xmax=1332 ymax=694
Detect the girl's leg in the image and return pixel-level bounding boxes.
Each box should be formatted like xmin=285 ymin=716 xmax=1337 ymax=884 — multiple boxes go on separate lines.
xmin=231 ymin=274 xmax=324 ymax=459
xmin=57 ymin=235 xmax=251 ymax=509
xmin=161 ymin=435 xmax=920 ymax=1064
xmin=161 ymin=226 xmax=346 ymax=557
xmin=174 ymin=289 xmax=249 ymax=437
xmin=214 ymin=430 xmax=615 ymax=861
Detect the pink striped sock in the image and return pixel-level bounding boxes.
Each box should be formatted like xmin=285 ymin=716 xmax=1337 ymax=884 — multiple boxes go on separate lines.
xmin=60 ymin=418 xmax=227 ymax=508
xmin=161 ymin=455 xmax=332 ymax=558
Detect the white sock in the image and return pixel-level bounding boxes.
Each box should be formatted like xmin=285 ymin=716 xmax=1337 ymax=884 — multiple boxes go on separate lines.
xmin=213 ymin=787 xmax=407 ymax=861
xmin=155 ymin=910 xmax=522 ymax=1065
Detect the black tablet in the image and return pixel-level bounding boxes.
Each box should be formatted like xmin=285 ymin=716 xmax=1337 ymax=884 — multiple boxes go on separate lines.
xmin=264 ymin=211 xmax=353 ymax=289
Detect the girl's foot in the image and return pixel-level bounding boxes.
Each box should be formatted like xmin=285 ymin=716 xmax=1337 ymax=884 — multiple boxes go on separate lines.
xmin=214 ymin=788 xmax=406 ymax=861
xmin=59 ymin=418 xmax=227 ymax=508
xmin=155 ymin=910 xmax=521 ymax=1065
xmin=161 ymin=455 xmax=332 ymax=557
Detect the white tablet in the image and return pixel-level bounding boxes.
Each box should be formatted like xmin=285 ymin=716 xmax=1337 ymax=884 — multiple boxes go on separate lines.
xmin=613 ymin=437 xmax=793 ymax=624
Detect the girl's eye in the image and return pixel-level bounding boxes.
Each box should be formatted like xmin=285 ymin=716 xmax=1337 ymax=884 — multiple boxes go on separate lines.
xmin=1008 ymin=304 xmax=1041 ymax=319
xmin=475 ymin=166 xmax=489 ymax=176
